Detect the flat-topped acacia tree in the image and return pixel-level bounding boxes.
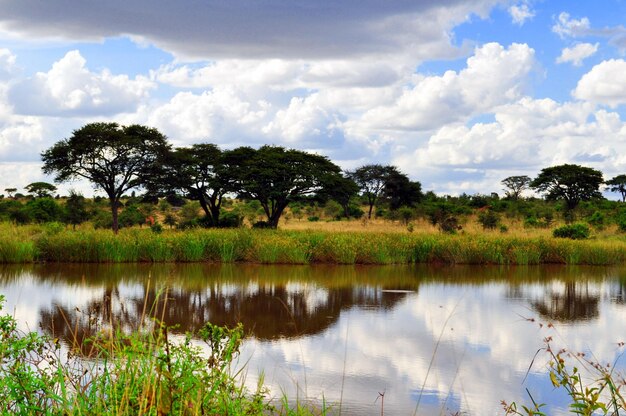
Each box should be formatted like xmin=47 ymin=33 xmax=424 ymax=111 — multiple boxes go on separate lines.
xmin=41 ymin=122 xmax=170 ymax=233
xmin=222 ymin=145 xmax=342 ymax=228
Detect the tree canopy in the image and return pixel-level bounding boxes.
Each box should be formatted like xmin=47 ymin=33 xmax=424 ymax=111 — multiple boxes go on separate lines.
xmin=25 ymin=182 xmax=57 ymax=198
xmin=222 ymin=145 xmax=341 ymax=228
xmin=41 ymin=122 xmax=170 ymax=233
xmin=149 ymin=143 xmax=227 ymax=226
xmin=530 ymin=164 xmax=603 ymax=210
xmin=501 ymin=175 xmax=530 ymax=200
xmin=348 ymin=164 xmax=402 ymax=219
xmin=605 ymin=175 xmax=626 ymax=202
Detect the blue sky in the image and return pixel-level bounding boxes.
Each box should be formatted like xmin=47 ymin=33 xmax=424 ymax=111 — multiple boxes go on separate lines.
xmin=0 ymin=0 xmax=626 ymax=196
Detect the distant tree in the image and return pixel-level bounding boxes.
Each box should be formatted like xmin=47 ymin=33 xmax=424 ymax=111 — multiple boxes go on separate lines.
xmin=319 ymin=174 xmax=360 ymax=218
xmin=222 ymin=146 xmax=341 ymax=228
xmin=383 ymin=171 xmax=423 ymax=210
xmin=4 ymin=188 xmax=16 ymax=198
xmin=149 ymin=143 xmax=227 ymax=226
xmin=605 ymin=174 xmax=626 ymax=202
xmin=41 ymin=122 xmax=170 ymax=233
xmin=63 ymin=191 xmax=90 ymax=229
xmin=25 ymin=182 xmax=57 ymax=198
xmin=530 ymin=164 xmax=603 ymax=211
xmin=501 ymin=175 xmax=530 ymax=200
xmin=348 ymin=164 xmax=401 ymax=219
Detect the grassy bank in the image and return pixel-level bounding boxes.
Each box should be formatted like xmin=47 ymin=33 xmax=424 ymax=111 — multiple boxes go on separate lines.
xmin=1 ymin=223 xmax=626 ymax=265
xmin=0 ymin=294 xmax=326 ymax=415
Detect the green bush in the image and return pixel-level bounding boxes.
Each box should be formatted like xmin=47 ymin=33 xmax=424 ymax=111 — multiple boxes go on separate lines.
xmin=478 ymin=210 xmax=500 ymax=230
xmin=587 ymin=210 xmax=605 ymax=229
xmin=553 ymin=223 xmax=590 ymax=240
xmin=307 ymin=216 xmax=320 ymax=222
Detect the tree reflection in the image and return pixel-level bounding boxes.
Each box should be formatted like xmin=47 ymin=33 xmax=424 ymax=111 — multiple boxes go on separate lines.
xmin=39 ymin=281 xmax=410 ymax=353
xmin=530 ymin=281 xmax=600 ymax=323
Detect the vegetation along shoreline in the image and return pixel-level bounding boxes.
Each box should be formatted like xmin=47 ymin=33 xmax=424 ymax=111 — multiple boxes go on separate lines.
xmin=2 ymin=226 xmax=626 ymax=265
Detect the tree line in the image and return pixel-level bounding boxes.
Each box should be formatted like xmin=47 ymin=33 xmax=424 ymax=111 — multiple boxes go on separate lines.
xmin=0 ymin=122 xmax=624 ymax=233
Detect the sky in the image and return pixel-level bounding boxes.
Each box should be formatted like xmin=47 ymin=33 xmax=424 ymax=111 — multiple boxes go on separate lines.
xmin=0 ymin=0 xmax=626 ymax=196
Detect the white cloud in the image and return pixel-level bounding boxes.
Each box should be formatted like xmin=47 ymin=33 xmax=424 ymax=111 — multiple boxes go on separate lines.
xmin=354 ymin=43 xmax=536 ymax=132
xmin=556 ymin=43 xmax=599 ymax=66
xmin=0 ymin=48 xmax=17 ymax=80
xmin=573 ymin=59 xmax=626 ymax=107
xmin=392 ymin=97 xmax=626 ymax=195
xmin=551 ymin=12 xmax=626 ymax=51
xmin=8 ymin=50 xmax=154 ymax=116
xmin=552 ymin=12 xmax=591 ymax=38
xmin=508 ymin=3 xmax=535 ymax=26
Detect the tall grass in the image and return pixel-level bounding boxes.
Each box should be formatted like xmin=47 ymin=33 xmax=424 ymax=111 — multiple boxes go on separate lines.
xmin=0 ymin=291 xmax=337 ymax=415
xmin=1 ymin=222 xmax=626 ymax=265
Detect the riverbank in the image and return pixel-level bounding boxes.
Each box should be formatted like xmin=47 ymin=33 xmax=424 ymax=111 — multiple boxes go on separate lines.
xmin=1 ymin=223 xmax=626 ymax=265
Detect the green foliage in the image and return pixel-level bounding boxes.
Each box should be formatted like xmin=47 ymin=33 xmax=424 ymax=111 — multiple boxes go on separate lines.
xmin=605 ymin=174 xmax=626 ymax=202
xmin=553 ymin=223 xmax=591 ymax=240
xmin=478 ymin=209 xmax=500 ymax=230
xmin=348 ymin=164 xmax=403 ymax=219
xmin=307 ymin=216 xmax=320 ymax=222
xmin=504 ymin=337 xmax=626 ymax=416
xmin=24 ymin=197 xmax=62 ymax=223
xmin=587 ymin=211 xmax=605 ymax=230
xmin=119 ymin=204 xmax=145 ymax=228
xmin=501 ymin=175 xmax=531 ymax=200
xmin=24 ymin=181 xmax=57 ymax=198
xmin=530 ymin=164 xmax=604 ymax=211
xmin=63 ymin=191 xmax=90 ymax=228
xmin=222 ymin=145 xmax=342 ymax=228
xmin=41 ymin=122 xmax=171 ymax=233
xmin=0 ymin=295 xmax=276 ymax=415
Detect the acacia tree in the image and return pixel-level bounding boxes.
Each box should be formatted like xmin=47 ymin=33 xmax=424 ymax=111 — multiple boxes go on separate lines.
xmin=530 ymin=164 xmax=603 ymax=211
xmin=383 ymin=171 xmax=422 ymax=210
xmin=605 ymin=175 xmax=626 ymax=202
xmin=348 ymin=164 xmax=401 ymax=219
xmin=25 ymin=182 xmax=57 ymax=198
xmin=501 ymin=175 xmax=530 ymax=200
xmin=150 ymin=143 xmax=227 ymax=226
xmin=222 ymin=145 xmax=341 ymax=228
xmin=4 ymin=188 xmax=16 ymax=198
xmin=41 ymin=122 xmax=170 ymax=233
xmin=319 ymin=174 xmax=360 ymax=218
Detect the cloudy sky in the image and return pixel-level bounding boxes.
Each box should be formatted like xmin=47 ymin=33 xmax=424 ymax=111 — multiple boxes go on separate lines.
xmin=0 ymin=0 xmax=626 ymax=196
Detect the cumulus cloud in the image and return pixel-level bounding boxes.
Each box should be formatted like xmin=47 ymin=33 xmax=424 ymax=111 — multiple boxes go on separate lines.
xmin=573 ymin=59 xmax=626 ymax=107
xmin=392 ymin=97 xmax=626 ymax=195
xmin=552 ymin=12 xmax=626 ymax=51
xmin=8 ymin=50 xmax=154 ymax=116
xmin=0 ymin=0 xmax=499 ymax=60
xmin=508 ymin=3 xmax=535 ymax=26
xmin=354 ymin=43 xmax=536 ymax=132
xmin=556 ymin=43 xmax=599 ymax=66
xmin=552 ymin=12 xmax=591 ymax=38
xmin=0 ymin=48 xmax=17 ymax=80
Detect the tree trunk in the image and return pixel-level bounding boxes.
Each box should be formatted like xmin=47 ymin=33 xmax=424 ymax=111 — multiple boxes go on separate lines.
xmin=268 ymin=201 xmax=288 ymax=228
xmin=110 ymin=198 xmax=120 ymax=234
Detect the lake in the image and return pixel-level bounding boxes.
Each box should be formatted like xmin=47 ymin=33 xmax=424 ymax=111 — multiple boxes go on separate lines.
xmin=2 ymin=263 xmax=625 ymax=415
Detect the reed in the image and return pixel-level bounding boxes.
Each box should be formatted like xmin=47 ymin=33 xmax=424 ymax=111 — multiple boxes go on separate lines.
xmin=2 ymin=222 xmax=626 ymax=265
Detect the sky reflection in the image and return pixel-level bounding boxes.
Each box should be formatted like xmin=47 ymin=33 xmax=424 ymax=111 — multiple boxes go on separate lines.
xmin=1 ymin=264 xmax=625 ymax=415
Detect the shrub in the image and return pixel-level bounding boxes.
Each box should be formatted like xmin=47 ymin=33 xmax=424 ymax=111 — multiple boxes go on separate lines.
xmin=307 ymin=216 xmax=320 ymax=222
xmin=617 ymin=211 xmax=626 ymax=232
xmin=587 ymin=211 xmax=605 ymax=230
xmin=553 ymin=223 xmax=590 ymax=240
xmin=477 ymin=209 xmax=500 ymax=230
xmin=218 ymin=211 xmax=243 ymax=228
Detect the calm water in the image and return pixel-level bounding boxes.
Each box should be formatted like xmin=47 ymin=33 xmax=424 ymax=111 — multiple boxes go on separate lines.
xmin=2 ymin=263 xmax=626 ymax=415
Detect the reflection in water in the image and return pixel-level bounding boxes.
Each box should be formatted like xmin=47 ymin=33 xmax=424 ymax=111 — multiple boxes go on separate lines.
xmin=531 ymin=281 xmax=600 ymax=322
xmin=2 ymin=264 xmax=626 ymax=415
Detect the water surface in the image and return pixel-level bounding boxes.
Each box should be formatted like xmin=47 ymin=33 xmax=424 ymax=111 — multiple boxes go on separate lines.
xmin=2 ymin=263 xmax=626 ymax=415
